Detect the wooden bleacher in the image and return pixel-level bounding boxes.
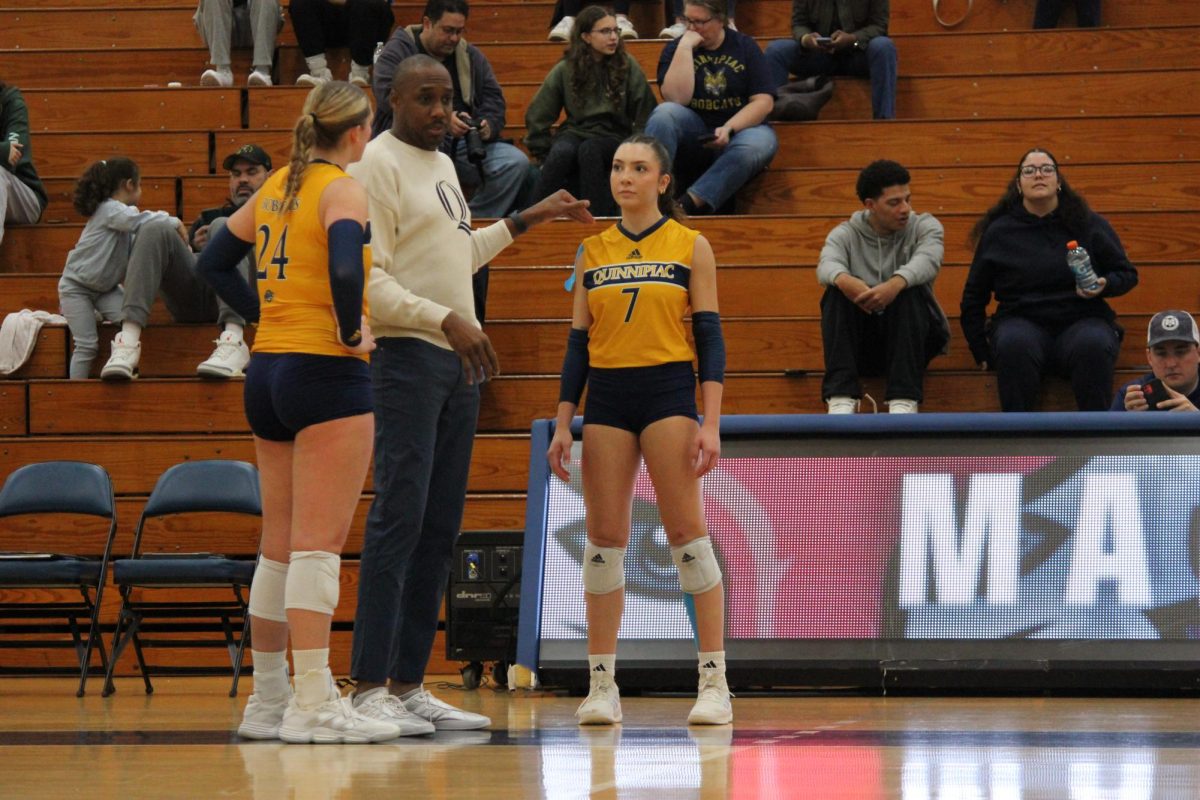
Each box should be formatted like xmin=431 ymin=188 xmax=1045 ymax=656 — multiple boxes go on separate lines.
xmin=1 ymin=0 xmax=1198 ymax=677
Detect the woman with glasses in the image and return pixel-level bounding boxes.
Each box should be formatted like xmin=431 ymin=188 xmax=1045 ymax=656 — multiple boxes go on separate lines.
xmin=526 ymin=5 xmax=657 ymax=217
xmin=960 ymin=148 xmax=1138 ymax=411
xmin=643 ymin=0 xmax=776 ymax=215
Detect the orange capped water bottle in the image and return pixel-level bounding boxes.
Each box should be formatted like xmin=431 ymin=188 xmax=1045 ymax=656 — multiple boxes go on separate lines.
xmin=1066 ymin=240 xmax=1100 ymax=292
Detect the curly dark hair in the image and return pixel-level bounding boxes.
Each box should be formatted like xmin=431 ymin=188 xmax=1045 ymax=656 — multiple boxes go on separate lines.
xmin=566 ymin=6 xmax=629 ymax=110
xmin=72 ymin=157 xmax=139 ymax=217
xmin=969 ymin=147 xmax=1093 ymax=247
xmin=856 ymin=159 xmax=910 ymax=202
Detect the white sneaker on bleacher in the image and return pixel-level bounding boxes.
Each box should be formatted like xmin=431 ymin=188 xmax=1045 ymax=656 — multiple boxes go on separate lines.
xmin=200 ymin=68 xmax=233 ymax=88
xmin=616 ymin=14 xmax=638 ymax=39
xmin=238 ymin=691 xmax=290 ymax=740
xmin=196 ymin=331 xmax=250 ymax=378
xmin=549 ymin=15 xmax=574 ymax=41
xmin=352 ymin=687 xmax=436 ymax=736
xmin=278 ymin=694 xmax=402 ymax=744
xmin=100 ymin=334 xmax=140 ymax=380
xmin=659 ymin=21 xmax=686 ymax=39
xmin=349 ymin=64 xmax=371 ymax=87
xmin=826 ymin=395 xmax=858 ymax=414
xmin=887 ymin=398 xmax=919 ymax=414
xmin=296 ymin=68 xmax=333 ymax=87
xmin=247 ymin=69 xmax=272 ymax=87
xmin=576 ymin=679 xmax=622 ymax=725
xmin=402 ymin=686 xmax=491 ymax=730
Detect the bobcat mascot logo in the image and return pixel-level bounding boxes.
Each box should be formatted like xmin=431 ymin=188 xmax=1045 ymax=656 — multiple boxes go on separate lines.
xmin=702 ymin=66 xmax=726 ymax=97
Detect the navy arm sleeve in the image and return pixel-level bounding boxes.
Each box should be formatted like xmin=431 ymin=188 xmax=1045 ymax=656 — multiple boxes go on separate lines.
xmin=692 ymin=311 xmax=726 ymax=383
xmin=327 ymin=218 xmax=367 ymax=347
xmin=558 ymin=327 xmax=590 ymax=405
xmin=195 ymin=225 xmax=259 ymax=324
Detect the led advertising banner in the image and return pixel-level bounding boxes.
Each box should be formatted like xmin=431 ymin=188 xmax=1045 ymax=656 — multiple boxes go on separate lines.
xmin=518 ymin=415 xmax=1200 ymax=686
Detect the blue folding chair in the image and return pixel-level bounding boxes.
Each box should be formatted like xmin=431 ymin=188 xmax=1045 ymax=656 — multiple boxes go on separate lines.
xmin=103 ymin=459 xmax=261 ymax=697
xmin=0 ymin=461 xmax=117 ymax=696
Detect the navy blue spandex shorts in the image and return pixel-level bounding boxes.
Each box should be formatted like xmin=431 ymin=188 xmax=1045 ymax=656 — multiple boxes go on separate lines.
xmin=583 ymin=361 xmax=698 ymax=434
xmin=244 ymin=352 xmax=372 ymax=442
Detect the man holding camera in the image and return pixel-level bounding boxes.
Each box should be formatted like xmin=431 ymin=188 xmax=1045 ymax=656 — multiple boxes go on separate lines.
xmin=371 ymin=0 xmax=531 ymax=220
xmin=1112 ymin=310 xmax=1200 ymax=412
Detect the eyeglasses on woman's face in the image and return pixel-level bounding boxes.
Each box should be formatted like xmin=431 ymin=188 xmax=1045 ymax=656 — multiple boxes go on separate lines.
xmin=1019 ymin=164 xmax=1058 ymax=178
xmin=589 ymin=26 xmax=620 ymax=36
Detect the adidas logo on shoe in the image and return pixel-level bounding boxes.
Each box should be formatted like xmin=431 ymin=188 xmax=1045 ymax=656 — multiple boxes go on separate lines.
xmin=681 ymin=553 xmax=696 ymax=563
xmin=590 ymin=554 xmax=606 ymax=564
xmin=627 ymin=248 xmax=642 ymax=259
xmin=701 ymin=660 xmax=718 ymax=669
xmin=592 ymin=664 xmax=607 ymax=672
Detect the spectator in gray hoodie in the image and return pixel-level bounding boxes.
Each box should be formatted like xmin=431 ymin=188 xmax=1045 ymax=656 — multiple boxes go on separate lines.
xmin=815 ymin=159 xmax=948 ymax=414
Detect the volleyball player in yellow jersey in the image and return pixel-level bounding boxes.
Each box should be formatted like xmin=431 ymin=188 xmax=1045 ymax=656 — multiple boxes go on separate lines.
xmin=198 ymin=82 xmax=418 ymax=744
xmin=547 ymin=134 xmax=731 ymax=726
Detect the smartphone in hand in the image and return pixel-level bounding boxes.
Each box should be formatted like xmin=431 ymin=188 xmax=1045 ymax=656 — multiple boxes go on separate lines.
xmin=1142 ymin=377 xmax=1169 ymax=410
xmin=697 ymin=132 xmax=718 ymax=144
xmin=814 ymin=35 xmax=833 ymax=46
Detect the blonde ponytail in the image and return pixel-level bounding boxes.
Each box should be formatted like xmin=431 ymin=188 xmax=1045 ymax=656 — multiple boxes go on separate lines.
xmin=280 ymin=81 xmax=371 ymax=211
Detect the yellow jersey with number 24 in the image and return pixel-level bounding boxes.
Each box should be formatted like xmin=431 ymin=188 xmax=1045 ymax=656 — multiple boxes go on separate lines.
xmin=251 ymin=162 xmax=370 ymax=359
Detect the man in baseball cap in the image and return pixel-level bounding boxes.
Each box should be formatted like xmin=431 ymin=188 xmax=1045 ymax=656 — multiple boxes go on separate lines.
xmin=1112 ymin=309 xmax=1200 ymax=411
xmin=187 ymin=144 xmax=274 ymax=377
xmin=101 ymin=143 xmax=275 ymax=381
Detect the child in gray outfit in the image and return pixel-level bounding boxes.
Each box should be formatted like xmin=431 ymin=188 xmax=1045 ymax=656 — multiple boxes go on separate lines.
xmin=58 ymin=158 xmax=182 ymax=378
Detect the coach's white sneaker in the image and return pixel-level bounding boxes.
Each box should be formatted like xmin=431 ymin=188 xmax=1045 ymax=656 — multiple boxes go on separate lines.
xmin=238 ymin=691 xmax=290 ymax=740
xmin=402 ymin=686 xmax=491 ymax=730
xmin=353 ymin=687 xmax=436 ymax=736
xmin=576 ymin=679 xmax=622 ymax=725
xmin=688 ymin=671 xmax=732 ymax=725
xmin=278 ymin=694 xmax=402 ymax=744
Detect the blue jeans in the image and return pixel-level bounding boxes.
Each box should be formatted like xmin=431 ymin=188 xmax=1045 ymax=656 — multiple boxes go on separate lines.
xmin=452 ymin=139 xmax=531 ymax=218
xmin=764 ymin=36 xmax=898 ymax=120
xmin=643 ymin=102 xmax=778 ymax=210
xmin=350 ymin=337 xmax=480 ymax=684
xmin=990 ymin=315 xmax=1120 ymax=412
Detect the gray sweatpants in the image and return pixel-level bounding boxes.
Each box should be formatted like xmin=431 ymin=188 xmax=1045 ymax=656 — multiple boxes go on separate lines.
xmin=194 ymin=0 xmax=283 ymax=70
xmin=0 ymin=166 xmax=43 ymax=247
xmin=59 ymin=278 xmax=124 ymax=379
xmin=121 ymin=217 xmax=253 ymax=329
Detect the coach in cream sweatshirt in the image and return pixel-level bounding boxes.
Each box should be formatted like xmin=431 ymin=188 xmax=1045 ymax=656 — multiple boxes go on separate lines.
xmin=345 ymin=56 xmax=591 ymax=715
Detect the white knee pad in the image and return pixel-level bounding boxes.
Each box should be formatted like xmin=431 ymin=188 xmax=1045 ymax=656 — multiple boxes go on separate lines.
xmin=671 ymin=536 xmax=722 ymax=595
xmin=582 ymin=543 xmax=626 ymax=595
xmin=284 ymin=551 xmax=341 ymax=615
xmin=247 ymin=556 xmax=289 ymax=623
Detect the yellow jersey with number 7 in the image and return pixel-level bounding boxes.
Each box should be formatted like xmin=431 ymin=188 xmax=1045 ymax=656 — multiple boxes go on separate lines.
xmin=251 ymin=163 xmax=370 ymax=358
xmin=580 ymin=216 xmax=698 ymax=368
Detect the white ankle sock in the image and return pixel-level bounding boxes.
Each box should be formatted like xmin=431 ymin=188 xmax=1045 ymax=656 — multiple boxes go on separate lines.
xmin=698 ymin=650 xmax=726 ymax=675
xmin=223 ymin=323 xmax=244 ymax=341
xmin=305 ymin=54 xmax=328 ymax=74
xmin=588 ymin=653 xmax=616 ymax=683
xmin=293 ymin=668 xmax=333 ymax=708
xmin=120 ymin=322 xmax=141 ymax=345
xmin=250 ymin=649 xmax=290 ymax=700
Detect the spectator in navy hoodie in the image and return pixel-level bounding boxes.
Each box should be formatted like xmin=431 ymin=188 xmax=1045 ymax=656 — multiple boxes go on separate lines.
xmin=961 ymin=148 xmax=1138 ymax=411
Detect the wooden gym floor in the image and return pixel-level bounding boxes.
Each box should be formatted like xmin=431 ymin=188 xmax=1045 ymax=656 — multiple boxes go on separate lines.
xmin=3 ymin=677 xmax=1200 ymax=798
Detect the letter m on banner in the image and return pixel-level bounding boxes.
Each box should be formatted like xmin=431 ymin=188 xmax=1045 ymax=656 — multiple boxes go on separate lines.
xmin=898 ymin=474 xmax=1021 ymax=607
